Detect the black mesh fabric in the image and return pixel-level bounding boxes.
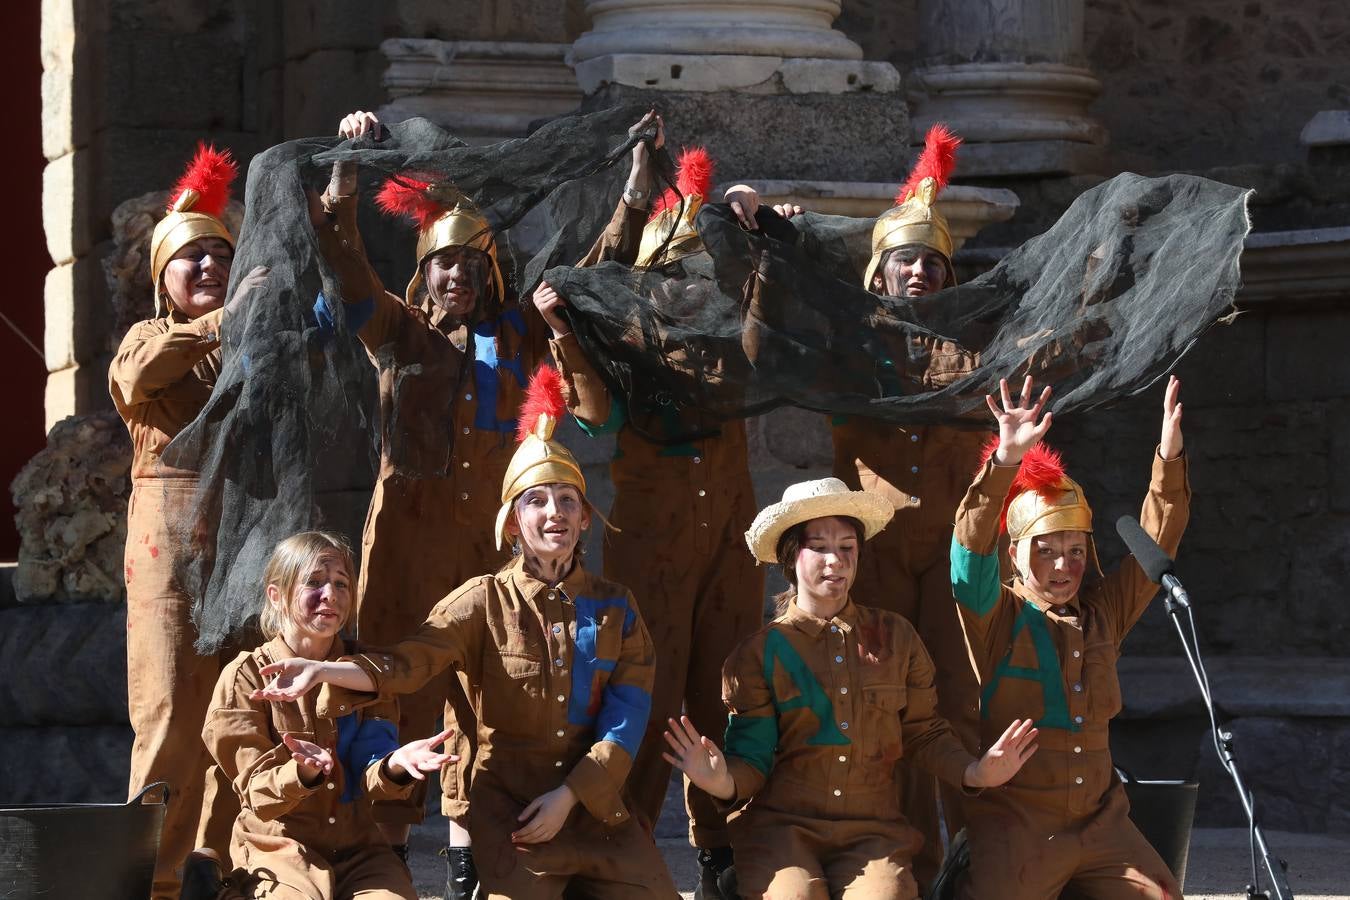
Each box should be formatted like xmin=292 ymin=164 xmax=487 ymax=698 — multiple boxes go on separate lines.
xmin=162 ymin=107 xmax=652 ymax=652
xmin=546 ymin=172 xmax=1251 ymax=442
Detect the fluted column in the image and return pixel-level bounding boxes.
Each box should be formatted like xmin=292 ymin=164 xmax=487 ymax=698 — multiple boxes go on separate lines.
xmin=910 ymin=0 xmax=1107 ymax=176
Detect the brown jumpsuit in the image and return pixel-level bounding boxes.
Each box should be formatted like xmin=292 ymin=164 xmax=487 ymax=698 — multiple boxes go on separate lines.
xmin=950 ymin=451 xmax=1189 ymax=899
xmin=719 ymin=599 xmax=976 ymax=900
xmin=551 ymin=199 xmax=764 ymax=847
xmin=829 ymin=330 xmax=990 ymax=885
xmin=110 ymin=306 xmax=241 ymax=898
xmin=203 ymin=636 xmax=417 ymax=900
xmin=337 ymin=558 xmax=679 ymax=899
xmin=331 ymin=207 xmax=550 ymax=823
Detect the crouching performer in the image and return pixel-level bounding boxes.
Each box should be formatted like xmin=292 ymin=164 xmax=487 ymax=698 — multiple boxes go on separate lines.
xmin=664 ymin=478 xmax=1038 ymax=900
xmin=181 ymin=531 xmax=456 ymax=900
xmin=949 ymin=375 xmax=1188 ymax=899
xmin=248 ymin=367 xmax=679 ymax=899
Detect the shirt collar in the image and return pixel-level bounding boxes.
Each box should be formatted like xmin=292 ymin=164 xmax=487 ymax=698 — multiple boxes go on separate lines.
xmin=264 ymin=633 xmax=348 ymax=663
xmin=783 ymin=597 xmax=857 ymax=637
xmin=1012 ymin=578 xmax=1080 ymax=616
xmin=507 ymin=554 xmax=588 ymax=603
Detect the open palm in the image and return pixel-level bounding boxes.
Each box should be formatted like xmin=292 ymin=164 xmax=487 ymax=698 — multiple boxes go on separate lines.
xmin=985 ymin=376 xmax=1053 ymax=465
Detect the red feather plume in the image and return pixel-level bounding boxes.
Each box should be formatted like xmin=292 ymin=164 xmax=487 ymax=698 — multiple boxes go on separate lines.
xmin=374 ymin=173 xmax=445 ymax=231
xmin=516 ymin=365 xmax=567 ymax=443
xmin=977 ymin=439 xmax=1068 ymax=532
xmin=895 ymin=124 xmax=960 ymax=206
xmin=650 ymin=146 xmax=715 ymax=220
xmin=168 ymin=142 xmax=238 ymax=217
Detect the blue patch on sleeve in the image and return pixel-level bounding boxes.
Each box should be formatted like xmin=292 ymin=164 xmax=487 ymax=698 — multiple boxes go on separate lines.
xmin=336 ymin=714 xmax=399 ymax=803
xmin=595 ymin=681 xmax=650 ymax=758
xmin=313 ymin=291 xmax=375 ymax=335
xmin=471 ymin=310 xmax=528 ymax=433
xmin=568 ymin=595 xmax=651 ymax=757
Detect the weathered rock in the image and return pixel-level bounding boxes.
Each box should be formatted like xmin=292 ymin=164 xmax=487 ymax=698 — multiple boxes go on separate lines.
xmin=0 ymin=725 xmax=132 ymax=804
xmin=0 ymin=605 xmax=128 ymax=726
xmin=104 ymin=190 xmax=245 ymax=346
xmin=10 ymin=412 xmax=132 ymax=605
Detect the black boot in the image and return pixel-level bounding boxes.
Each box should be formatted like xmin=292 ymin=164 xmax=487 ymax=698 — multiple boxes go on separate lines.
xmin=443 ymin=845 xmax=479 ymax=900
xmin=927 ymin=827 xmax=970 ymax=900
xmin=695 ymin=846 xmax=736 ymax=900
xmin=179 ymin=848 xmax=225 ymax=900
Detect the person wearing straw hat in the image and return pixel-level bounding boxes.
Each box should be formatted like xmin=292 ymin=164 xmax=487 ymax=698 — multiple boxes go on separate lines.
xmin=109 ymin=142 xmax=270 ymax=900
xmin=247 ymin=365 xmax=679 ymax=899
xmin=662 ymin=477 xmax=1039 ymax=900
xmin=944 ymin=374 xmax=1187 ymax=900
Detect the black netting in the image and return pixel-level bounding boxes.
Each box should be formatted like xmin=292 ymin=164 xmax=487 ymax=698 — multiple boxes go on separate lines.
xmin=547 ymin=173 xmax=1250 ymax=442
xmin=163 ymin=107 xmax=654 ymax=652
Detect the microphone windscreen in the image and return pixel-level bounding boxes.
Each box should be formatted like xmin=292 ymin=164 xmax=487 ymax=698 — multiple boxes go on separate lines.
xmin=1115 ymin=515 xmax=1174 ymax=584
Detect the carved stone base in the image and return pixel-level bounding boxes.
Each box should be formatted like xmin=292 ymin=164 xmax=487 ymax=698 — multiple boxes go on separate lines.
xmin=574 ymin=53 xmax=899 ymax=95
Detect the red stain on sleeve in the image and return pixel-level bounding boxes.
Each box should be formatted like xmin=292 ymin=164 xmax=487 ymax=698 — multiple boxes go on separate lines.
xmin=125 ymin=564 xmax=134 ymax=585
xmin=149 ymin=546 xmax=160 ymax=559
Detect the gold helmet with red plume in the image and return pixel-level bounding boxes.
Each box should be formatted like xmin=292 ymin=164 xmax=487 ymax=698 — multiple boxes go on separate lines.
xmin=636 ymin=147 xmax=714 ymax=268
xmin=149 ymin=143 xmax=238 ymax=316
xmin=979 ymin=439 xmax=1101 ymax=581
xmin=375 ymin=173 xmax=505 ymax=310
xmin=494 ymin=365 xmax=588 ymax=551
xmin=864 ymin=125 xmax=961 ymax=292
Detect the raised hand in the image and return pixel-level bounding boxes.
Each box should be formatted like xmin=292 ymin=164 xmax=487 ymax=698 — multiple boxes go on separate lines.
xmin=251 ymin=658 xmax=325 ymax=702
xmin=532 ymin=281 xmax=570 ymax=338
xmin=511 ymin=784 xmax=578 ymax=845
xmin=722 ymin=184 xmax=761 ymax=231
xmin=963 ymin=718 xmax=1038 ymax=789
xmin=661 ymin=716 xmax=736 ymax=801
xmin=282 ymin=732 xmax=334 ymax=786
xmin=772 ymin=202 xmax=804 ymax=219
xmin=388 ymin=727 xmax=458 ymax=782
xmin=338 ymin=110 xmax=381 ymax=140
xmin=1159 ymin=375 xmax=1183 ymax=460
xmin=985 ymin=376 xmax=1054 ymax=466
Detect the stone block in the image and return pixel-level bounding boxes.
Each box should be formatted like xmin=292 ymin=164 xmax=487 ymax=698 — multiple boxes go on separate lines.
xmin=282 ymin=49 xmax=387 ymax=140
xmin=39 ymin=0 xmax=102 ymax=160
xmin=44 ymin=254 xmax=110 ymax=372
xmin=755 ymin=407 xmax=833 ymax=470
xmin=580 ymin=85 xmax=909 ymax=182
xmin=0 ymin=725 xmax=132 ymax=804
xmin=100 ymin=31 xmax=246 ymax=132
xmin=575 ymin=54 xmax=900 ymax=96
xmin=1171 ymin=315 xmax=1264 ymax=406
xmin=0 ymin=605 xmax=128 ymax=726
xmin=42 ymin=150 xmax=96 ymax=265
xmin=43 ymin=358 xmax=115 ymax=433
xmin=1299 ymin=110 xmax=1350 ymax=147
xmin=1265 ymin=311 xmax=1350 ymax=401
xmin=946 ymin=139 xmax=1108 ymax=178
xmin=1331 ymin=401 xmax=1350 ymax=514
xmin=282 ymin=0 xmax=389 ymax=59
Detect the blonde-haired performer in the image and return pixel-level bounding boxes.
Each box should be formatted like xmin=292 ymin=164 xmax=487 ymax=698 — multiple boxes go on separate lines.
xmin=664 ymin=478 xmax=1038 ymax=900
xmin=948 ymin=375 xmax=1188 ymax=899
xmin=180 ymin=531 xmax=455 ymax=900
xmin=109 ymin=143 xmax=269 ymax=899
xmin=249 ymin=368 xmax=679 ymax=899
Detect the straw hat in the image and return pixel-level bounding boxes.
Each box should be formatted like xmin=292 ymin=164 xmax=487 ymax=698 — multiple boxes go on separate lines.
xmin=744 ymin=477 xmax=894 ymax=564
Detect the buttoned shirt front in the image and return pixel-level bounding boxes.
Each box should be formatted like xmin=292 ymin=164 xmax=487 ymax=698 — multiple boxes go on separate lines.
xmin=348 ymin=558 xmax=656 ymax=826
xmin=721 ymin=599 xmax=973 ymax=822
xmin=950 ymin=451 xmax=1190 ymax=821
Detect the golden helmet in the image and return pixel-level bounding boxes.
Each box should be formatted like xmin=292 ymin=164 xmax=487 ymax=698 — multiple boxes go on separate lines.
xmin=375 ymin=175 xmax=506 ymax=309
xmin=998 ymin=443 xmax=1099 ymax=582
xmin=494 ymin=365 xmax=588 ymax=551
xmin=149 ymin=143 xmax=238 ymax=316
xmin=863 ymin=125 xmax=961 ymax=293
xmin=636 ymin=147 xmax=714 ymax=268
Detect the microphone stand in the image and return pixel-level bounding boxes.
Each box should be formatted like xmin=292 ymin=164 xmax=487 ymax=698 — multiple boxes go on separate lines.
xmin=1161 ymin=584 xmax=1294 ymax=900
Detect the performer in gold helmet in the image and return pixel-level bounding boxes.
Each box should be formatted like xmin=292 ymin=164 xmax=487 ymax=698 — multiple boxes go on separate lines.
xmin=246 ymin=366 xmax=679 ymax=900
xmin=109 ymin=142 xmax=269 ymax=900
xmin=307 ymin=109 xmax=550 ymax=897
xmin=534 ymin=133 xmax=765 ymax=898
xmin=947 ymin=374 xmax=1188 ymax=899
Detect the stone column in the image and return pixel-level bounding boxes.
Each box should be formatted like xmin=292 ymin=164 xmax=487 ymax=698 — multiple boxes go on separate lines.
xmin=378 ymin=39 xmax=583 ymax=144
xmin=910 ymin=0 xmax=1107 ymax=176
xmin=570 ymin=0 xmax=904 ymax=182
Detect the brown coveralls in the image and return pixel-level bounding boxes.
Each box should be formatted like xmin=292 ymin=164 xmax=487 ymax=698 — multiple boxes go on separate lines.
xmin=830 ymin=330 xmax=989 ymax=885
xmin=110 ymin=307 xmax=241 ymax=898
xmin=337 ymin=558 xmax=678 ymax=899
xmin=339 ymin=236 xmax=550 ymax=823
xmin=203 ymin=636 xmax=417 ymax=899
xmin=719 ymin=599 xmax=976 ymax=900
xmin=950 ymin=451 xmax=1189 ymax=899
xmin=551 ymin=199 xmax=765 ymax=847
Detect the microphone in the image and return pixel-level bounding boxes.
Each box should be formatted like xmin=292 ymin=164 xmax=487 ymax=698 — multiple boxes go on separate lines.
xmin=1114 ymin=515 xmax=1190 ymax=609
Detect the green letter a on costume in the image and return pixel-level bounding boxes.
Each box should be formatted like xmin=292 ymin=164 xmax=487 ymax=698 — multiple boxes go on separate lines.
xmin=764 ymin=631 xmax=849 ymax=746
